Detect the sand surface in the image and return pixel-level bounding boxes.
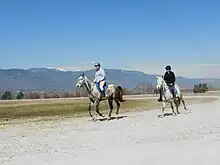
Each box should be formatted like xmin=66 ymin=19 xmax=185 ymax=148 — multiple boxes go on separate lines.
xmin=1 ymin=96 xmax=220 ymax=165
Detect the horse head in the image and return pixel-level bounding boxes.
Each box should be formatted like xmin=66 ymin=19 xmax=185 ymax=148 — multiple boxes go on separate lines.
xmin=156 ymin=75 xmax=164 ymax=90
xmin=76 ymin=73 xmax=86 ymax=87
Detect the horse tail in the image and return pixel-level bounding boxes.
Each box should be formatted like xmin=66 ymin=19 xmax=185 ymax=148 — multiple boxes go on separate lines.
xmin=117 ymin=86 xmax=125 ymax=102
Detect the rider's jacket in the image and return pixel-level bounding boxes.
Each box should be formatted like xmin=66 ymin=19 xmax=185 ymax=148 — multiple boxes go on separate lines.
xmin=94 ymin=67 xmax=106 ymax=83
xmin=164 ymin=71 xmax=176 ymax=86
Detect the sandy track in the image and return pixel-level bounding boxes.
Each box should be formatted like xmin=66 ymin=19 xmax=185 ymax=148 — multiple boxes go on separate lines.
xmin=1 ymin=96 xmax=220 ymax=165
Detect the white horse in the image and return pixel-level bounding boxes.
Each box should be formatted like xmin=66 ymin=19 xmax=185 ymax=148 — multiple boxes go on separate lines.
xmin=156 ymin=75 xmax=189 ymax=117
xmin=76 ymin=73 xmax=124 ymax=121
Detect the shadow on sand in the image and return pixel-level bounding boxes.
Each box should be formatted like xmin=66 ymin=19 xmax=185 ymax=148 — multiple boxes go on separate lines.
xmin=95 ymin=115 xmax=128 ymax=122
xmin=157 ymin=110 xmax=190 ymax=118
xmin=157 ymin=113 xmax=174 ymax=118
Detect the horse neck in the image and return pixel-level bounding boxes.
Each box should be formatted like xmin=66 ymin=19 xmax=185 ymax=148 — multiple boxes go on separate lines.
xmin=162 ymin=80 xmax=170 ymax=92
xmin=84 ymin=76 xmax=94 ymax=92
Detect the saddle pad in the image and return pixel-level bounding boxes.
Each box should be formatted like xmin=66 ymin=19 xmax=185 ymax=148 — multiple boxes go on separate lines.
xmin=96 ymin=83 xmax=108 ymax=92
xmin=169 ymin=86 xmax=178 ymax=95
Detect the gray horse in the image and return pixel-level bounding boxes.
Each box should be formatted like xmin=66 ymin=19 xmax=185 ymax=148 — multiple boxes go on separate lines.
xmin=76 ymin=73 xmax=125 ymax=121
xmin=156 ymin=75 xmax=190 ymax=117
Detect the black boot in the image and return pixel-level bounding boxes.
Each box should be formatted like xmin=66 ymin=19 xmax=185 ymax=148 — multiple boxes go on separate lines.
xmin=171 ymin=90 xmax=176 ymax=100
xmin=101 ymin=90 xmax=106 ymax=98
xmin=158 ymin=90 xmax=162 ymax=102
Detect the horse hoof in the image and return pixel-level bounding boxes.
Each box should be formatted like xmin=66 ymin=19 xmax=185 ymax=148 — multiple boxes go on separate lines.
xmin=100 ymin=114 xmax=104 ymax=117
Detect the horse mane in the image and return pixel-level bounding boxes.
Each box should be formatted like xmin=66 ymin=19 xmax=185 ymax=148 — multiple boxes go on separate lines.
xmin=84 ymin=75 xmax=93 ymax=89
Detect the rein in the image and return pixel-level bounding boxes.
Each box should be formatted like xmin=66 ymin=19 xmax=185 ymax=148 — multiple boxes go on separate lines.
xmin=84 ymin=77 xmax=93 ymax=94
xmin=84 ymin=77 xmax=98 ymax=98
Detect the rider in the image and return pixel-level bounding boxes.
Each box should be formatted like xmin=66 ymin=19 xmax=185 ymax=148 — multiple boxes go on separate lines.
xmin=94 ymin=62 xmax=107 ymax=96
xmin=158 ymin=65 xmax=176 ymax=102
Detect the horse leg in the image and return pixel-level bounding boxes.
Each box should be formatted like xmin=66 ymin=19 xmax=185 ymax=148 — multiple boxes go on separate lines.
xmin=95 ymin=100 xmax=105 ymax=118
xmin=159 ymin=101 xmax=166 ymax=118
xmin=181 ymin=98 xmax=190 ymax=113
xmin=107 ymin=98 xmax=114 ymax=120
xmin=174 ymin=101 xmax=180 ymax=115
xmin=170 ymin=102 xmax=175 ymax=115
xmin=88 ymin=99 xmax=95 ymax=121
xmin=114 ymin=98 xmax=120 ymax=118
xmin=182 ymin=99 xmax=186 ymax=109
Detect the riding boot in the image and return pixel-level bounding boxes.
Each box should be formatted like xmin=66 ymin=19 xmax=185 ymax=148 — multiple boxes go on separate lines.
xmin=158 ymin=90 xmax=163 ymax=102
xmin=101 ymin=90 xmax=106 ymax=98
xmin=171 ymin=90 xmax=176 ymax=100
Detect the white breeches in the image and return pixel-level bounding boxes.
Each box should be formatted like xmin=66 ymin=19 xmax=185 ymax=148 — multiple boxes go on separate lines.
xmin=99 ymin=81 xmax=106 ymax=91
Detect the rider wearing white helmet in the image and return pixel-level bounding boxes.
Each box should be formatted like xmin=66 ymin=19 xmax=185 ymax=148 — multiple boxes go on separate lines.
xmin=94 ymin=62 xmax=107 ymax=96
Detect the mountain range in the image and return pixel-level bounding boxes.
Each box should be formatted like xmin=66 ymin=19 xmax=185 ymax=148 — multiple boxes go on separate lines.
xmin=0 ymin=68 xmax=219 ymax=92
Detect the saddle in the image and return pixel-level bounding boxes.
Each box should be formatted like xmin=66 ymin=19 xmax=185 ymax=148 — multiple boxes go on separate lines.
xmin=95 ymin=82 xmax=108 ymax=96
xmin=168 ymin=85 xmax=178 ymax=97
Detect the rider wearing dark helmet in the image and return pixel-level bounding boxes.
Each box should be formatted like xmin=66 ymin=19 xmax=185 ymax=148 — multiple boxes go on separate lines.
xmin=158 ymin=65 xmax=176 ymax=102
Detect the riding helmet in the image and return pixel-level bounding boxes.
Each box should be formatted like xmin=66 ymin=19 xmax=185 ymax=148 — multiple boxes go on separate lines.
xmin=165 ymin=65 xmax=171 ymax=70
xmin=94 ymin=62 xmax=101 ymax=67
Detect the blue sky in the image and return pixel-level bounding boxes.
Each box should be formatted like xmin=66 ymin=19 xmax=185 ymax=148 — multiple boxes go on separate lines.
xmin=0 ymin=0 xmax=220 ymax=77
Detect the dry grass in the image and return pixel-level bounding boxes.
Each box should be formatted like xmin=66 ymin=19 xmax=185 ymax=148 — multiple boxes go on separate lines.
xmin=0 ymin=96 xmax=217 ymax=124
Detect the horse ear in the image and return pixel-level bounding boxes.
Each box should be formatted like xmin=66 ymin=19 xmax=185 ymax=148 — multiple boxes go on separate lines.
xmin=82 ymin=72 xmax=84 ymax=77
xmin=156 ymin=75 xmax=159 ymax=79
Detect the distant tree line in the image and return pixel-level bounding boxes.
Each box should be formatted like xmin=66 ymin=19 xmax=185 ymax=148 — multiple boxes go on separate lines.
xmin=0 ymin=90 xmax=80 ymax=100
xmin=0 ymin=88 xmax=136 ymax=100
xmin=1 ymin=83 xmax=213 ymax=100
xmin=133 ymin=83 xmax=156 ymax=94
xmin=193 ymin=83 xmax=209 ymax=93
xmin=0 ymin=86 xmax=157 ymax=100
